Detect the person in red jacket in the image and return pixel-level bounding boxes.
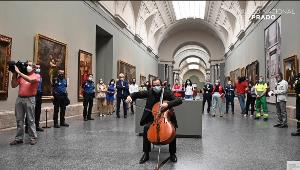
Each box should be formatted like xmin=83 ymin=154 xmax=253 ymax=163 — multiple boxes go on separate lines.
xmin=235 ymin=76 xmax=248 ymax=114
xmin=172 ymin=79 xmax=182 ymax=98
xmin=211 ymin=79 xmax=225 ymax=117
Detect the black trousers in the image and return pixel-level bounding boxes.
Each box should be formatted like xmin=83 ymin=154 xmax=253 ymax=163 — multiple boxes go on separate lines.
xmin=143 ymin=124 xmax=176 ymax=154
xmin=226 ymin=97 xmax=234 ymax=113
xmin=130 ymin=99 xmax=136 ymax=113
xmin=25 ymin=92 xmax=42 ymax=129
xmin=202 ymin=94 xmax=212 ymax=113
xmin=53 ymin=94 xmax=67 ymax=125
xmin=245 ymin=96 xmax=256 ymax=115
xmin=116 ymin=97 xmax=127 ymax=117
xmin=83 ymin=93 xmax=94 ymax=119
xmin=296 ymin=96 xmax=300 ymax=129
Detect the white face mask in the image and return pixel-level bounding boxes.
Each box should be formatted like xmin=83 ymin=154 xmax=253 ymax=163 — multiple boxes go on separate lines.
xmin=88 ymin=77 xmax=93 ymax=81
xmin=27 ymin=66 xmax=33 ymax=73
xmin=35 ymin=68 xmax=41 ymax=73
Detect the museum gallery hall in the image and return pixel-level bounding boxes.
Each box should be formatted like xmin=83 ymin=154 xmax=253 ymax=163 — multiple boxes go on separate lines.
xmin=0 ymin=1 xmax=300 ymax=170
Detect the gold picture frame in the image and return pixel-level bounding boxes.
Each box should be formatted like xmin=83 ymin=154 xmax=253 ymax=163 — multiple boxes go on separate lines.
xmin=117 ymin=60 xmax=136 ymax=82
xmin=34 ymin=34 xmax=68 ymax=100
xmin=0 ymin=34 xmax=12 ymax=100
xmin=78 ymin=50 xmax=92 ymax=101
xmin=140 ymin=74 xmax=146 ymax=85
xmin=283 ymin=55 xmax=299 ymax=94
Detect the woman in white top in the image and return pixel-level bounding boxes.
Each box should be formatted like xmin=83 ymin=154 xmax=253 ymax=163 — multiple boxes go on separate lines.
xmin=184 ymin=79 xmax=194 ymax=100
xmin=96 ymin=79 xmax=107 ymax=116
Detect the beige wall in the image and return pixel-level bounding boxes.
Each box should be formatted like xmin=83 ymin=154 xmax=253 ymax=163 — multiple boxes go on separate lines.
xmin=0 ymin=1 xmax=158 ymax=111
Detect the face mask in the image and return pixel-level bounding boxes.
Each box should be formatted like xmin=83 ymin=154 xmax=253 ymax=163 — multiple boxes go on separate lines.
xmin=111 ymin=82 xmax=114 ymax=85
xmin=27 ymin=66 xmax=33 ymax=73
xmin=35 ymin=68 xmax=41 ymax=73
xmin=228 ymin=82 xmax=231 ymax=85
xmin=215 ymin=83 xmax=219 ymax=86
xmin=58 ymin=74 xmax=64 ymax=79
xmin=153 ymin=86 xmax=161 ymax=93
xmin=259 ymin=79 xmax=263 ymax=83
xmin=88 ymin=77 xmax=93 ymax=81
xmin=133 ymin=81 xmax=136 ymax=84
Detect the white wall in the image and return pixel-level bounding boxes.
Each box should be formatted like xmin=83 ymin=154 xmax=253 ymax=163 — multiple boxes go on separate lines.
xmin=0 ymin=1 xmax=158 ymax=110
xmin=225 ymin=1 xmax=300 ymax=106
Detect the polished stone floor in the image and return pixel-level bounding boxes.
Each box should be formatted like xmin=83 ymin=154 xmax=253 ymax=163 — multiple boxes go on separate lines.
xmin=0 ymin=104 xmax=300 ymax=170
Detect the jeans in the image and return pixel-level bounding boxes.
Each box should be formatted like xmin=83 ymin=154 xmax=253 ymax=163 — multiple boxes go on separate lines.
xmin=237 ymin=94 xmax=246 ymax=114
xmin=276 ymin=101 xmax=287 ymax=125
xmin=185 ymin=95 xmax=193 ymax=100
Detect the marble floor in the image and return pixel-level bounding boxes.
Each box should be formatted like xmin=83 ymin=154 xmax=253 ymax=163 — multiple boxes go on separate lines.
xmin=0 ymin=105 xmax=300 ymax=170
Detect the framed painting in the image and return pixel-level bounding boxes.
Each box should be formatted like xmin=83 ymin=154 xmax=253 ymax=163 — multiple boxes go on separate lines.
xmin=78 ymin=50 xmax=92 ymax=101
xmin=0 ymin=34 xmax=12 ymax=100
xmin=148 ymin=74 xmax=157 ymax=84
xmin=117 ymin=60 xmax=136 ymax=82
xmin=246 ymin=60 xmax=259 ymax=84
xmin=241 ymin=67 xmax=246 ymax=77
xmin=34 ymin=34 xmax=67 ymax=100
xmin=140 ymin=74 xmax=146 ymax=85
xmin=230 ymin=68 xmax=241 ymax=85
xmin=283 ymin=55 xmax=299 ymax=94
xmin=265 ymin=16 xmax=281 ymax=103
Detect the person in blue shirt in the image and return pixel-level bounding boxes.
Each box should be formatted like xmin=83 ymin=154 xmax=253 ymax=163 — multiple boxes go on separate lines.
xmin=225 ymin=80 xmax=235 ymax=114
xmin=82 ymin=74 xmax=95 ymax=121
xmin=106 ymin=79 xmax=116 ymax=115
xmin=52 ymin=69 xmax=69 ymax=128
xmin=116 ymin=73 xmax=129 ymax=118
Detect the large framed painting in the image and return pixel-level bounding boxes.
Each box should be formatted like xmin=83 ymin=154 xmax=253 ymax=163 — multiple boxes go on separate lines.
xmin=0 ymin=34 xmax=12 ymax=100
xmin=34 ymin=34 xmax=67 ymax=100
xmin=140 ymin=74 xmax=146 ymax=85
xmin=241 ymin=67 xmax=246 ymax=77
xmin=78 ymin=50 xmax=92 ymax=101
xmin=148 ymin=74 xmax=157 ymax=84
xmin=246 ymin=60 xmax=259 ymax=84
xmin=117 ymin=60 xmax=136 ymax=82
xmin=284 ymin=55 xmax=299 ymax=94
xmin=265 ymin=16 xmax=281 ymax=103
xmin=230 ymin=68 xmax=241 ymax=85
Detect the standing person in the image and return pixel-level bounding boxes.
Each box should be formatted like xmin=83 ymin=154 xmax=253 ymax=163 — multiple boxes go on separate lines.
xmin=125 ymin=78 xmax=182 ymax=164
xmin=225 ymin=80 xmax=235 ymax=114
xmin=129 ymin=78 xmax=139 ymax=114
xmin=292 ymin=73 xmax=300 ymax=136
xmin=116 ymin=73 xmax=129 ymax=118
xmin=273 ymin=73 xmax=288 ymax=128
xmin=211 ymin=80 xmax=225 ymax=117
xmin=82 ymin=74 xmax=95 ymax=121
xmin=245 ymin=81 xmax=256 ymax=117
xmin=106 ymin=79 xmax=116 ymax=115
xmin=235 ymin=76 xmax=248 ymax=114
xmin=52 ymin=69 xmax=70 ymax=128
xmin=184 ymin=79 xmax=193 ymax=100
xmin=255 ymin=76 xmax=268 ymax=120
xmin=96 ymin=79 xmax=107 ymax=117
xmin=172 ymin=79 xmax=182 ymax=98
xmin=202 ymin=79 xmax=213 ymax=114
xmin=10 ymin=61 xmax=40 ymax=145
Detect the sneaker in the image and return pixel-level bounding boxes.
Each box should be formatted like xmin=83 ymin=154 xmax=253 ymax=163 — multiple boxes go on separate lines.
xmin=60 ymin=123 xmax=69 ymax=127
xmin=10 ymin=140 xmax=23 ymax=145
xmin=250 ymin=115 xmax=253 ymax=117
xmin=212 ymin=114 xmax=216 ymax=117
xmin=244 ymin=114 xmax=248 ymax=117
xmin=54 ymin=124 xmax=60 ymax=128
xmin=30 ymin=139 xmax=37 ymax=145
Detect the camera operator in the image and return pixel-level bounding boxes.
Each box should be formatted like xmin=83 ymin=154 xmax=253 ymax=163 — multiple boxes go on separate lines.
xmin=292 ymin=73 xmax=300 ymax=136
xmin=52 ymin=69 xmax=69 ymax=128
xmin=10 ymin=60 xmax=40 ymax=145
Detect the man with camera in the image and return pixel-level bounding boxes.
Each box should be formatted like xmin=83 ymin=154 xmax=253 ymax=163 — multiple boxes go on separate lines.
xmin=292 ymin=73 xmax=300 ymax=136
xmin=52 ymin=69 xmax=69 ymax=128
xmin=10 ymin=60 xmax=40 ymax=145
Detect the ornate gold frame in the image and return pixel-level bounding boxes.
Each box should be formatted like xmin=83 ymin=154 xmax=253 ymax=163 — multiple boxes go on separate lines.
xmin=0 ymin=34 xmax=12 ymax=100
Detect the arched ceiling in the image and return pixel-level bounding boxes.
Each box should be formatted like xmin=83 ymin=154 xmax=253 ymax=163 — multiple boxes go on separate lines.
xmin=98 ymin=1 xmax=268 ymax=54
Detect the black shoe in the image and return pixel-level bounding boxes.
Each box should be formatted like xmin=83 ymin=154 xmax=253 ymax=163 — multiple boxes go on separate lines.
xmin=139 ymin=153 xmax=149 ymax=164
xmin=84 ymin=118 xmax=88 ymax=121
xmin=36 ymin=127 xmax=44 ymax=132
xmin=124 ymin=115 xmax=127 ymax=118
xmin=232 ymin=112 xmax=235 ymax=115
xmin=54 ymin=124 xmax=60 ymax=128
xmin=10 ymin=140 xmax=23 ymax=145
xmin=170 ymin=154 xmax=177 ymax=162
xmin=279 ymin=124 xmax=288 ymax=128
xmin=117 ymin=115 xmax=120 ymax=118
xmin=60 ymin=123 xmax=69 ymax=127
xmin=273 ymin=124 xmax=282 ymax=127
xmin=30 ymin=139 xmax=37 ymax=145
xmin=291 ymin=131 xmax=300 ymax=136
xmin=25 ymin=127 xmax=28 ymax=134
xmin=88 ymin=117 xmax=94 ymax=120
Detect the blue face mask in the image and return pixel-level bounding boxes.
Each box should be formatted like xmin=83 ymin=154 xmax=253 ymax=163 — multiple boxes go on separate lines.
xmin=153 ymin=86 xmax=161 ymax=93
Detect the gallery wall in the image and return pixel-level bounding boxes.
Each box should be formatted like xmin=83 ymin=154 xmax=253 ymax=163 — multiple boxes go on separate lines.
xmin=0 ymin=1 xmax=158 ymax=110
xmin=225 ymin=1 xmax=300 ymax=106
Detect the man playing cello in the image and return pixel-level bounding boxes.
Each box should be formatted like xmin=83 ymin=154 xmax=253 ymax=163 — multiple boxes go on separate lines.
xmin=126 ymin=78 xmax=182 ymax=164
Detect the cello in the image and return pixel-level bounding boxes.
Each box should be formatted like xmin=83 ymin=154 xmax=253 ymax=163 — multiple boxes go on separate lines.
xmin=147 ymin=87 xmax=176 ymax=145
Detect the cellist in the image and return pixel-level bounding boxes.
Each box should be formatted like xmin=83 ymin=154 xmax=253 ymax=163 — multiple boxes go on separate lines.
xmin=126 ymin=78 xmax=182 ymax=164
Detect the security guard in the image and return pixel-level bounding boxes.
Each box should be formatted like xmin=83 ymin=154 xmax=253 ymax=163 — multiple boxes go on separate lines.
xmin=82 ymin=74 xmax=95 ymax=121
xmin=225 ymin=80 xmax=235 ymax=114
xmin=202 ymin=79 xmax=213 ymax=114
xmin=292 ymin=73 xmax=300 ymax=136
xmin=52 ymin=69 xmax=69 ymax=128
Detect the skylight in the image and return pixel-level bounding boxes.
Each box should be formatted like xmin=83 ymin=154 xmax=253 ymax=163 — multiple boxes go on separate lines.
xmin=172 ymin=1 xmax=206 ymax=20
xmin=188 ymin=64 xmax=200 ymax=70
xmin=186 ymin=57 xmax=200 ymax=63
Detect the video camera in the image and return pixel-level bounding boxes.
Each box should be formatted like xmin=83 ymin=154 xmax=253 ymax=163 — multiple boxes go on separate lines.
xmin=7 ymin=61 xmax=28 ymax=75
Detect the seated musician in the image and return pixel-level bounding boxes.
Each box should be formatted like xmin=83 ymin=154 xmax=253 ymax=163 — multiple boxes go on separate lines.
xmin=126 ymin=78 xmax=182 ymax=164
